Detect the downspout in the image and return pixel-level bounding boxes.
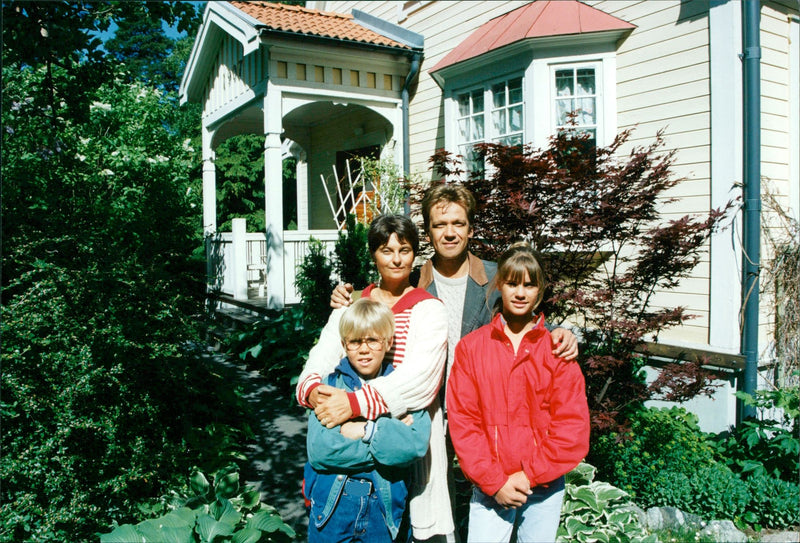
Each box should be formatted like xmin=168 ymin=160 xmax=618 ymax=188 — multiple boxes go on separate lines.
xmin=402 ymin=52 xmax=421 ymax=215
xmin=739 ymin=0 xmax=761 ymax=421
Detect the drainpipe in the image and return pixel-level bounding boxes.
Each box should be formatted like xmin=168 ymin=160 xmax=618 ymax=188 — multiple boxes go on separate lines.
xmin=739 ymin=0 xmax=761 ymax=422
xmin=402 ymin=52 xmax=421 ymax=215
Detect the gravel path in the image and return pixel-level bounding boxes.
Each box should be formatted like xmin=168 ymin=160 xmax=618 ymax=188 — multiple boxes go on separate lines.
xmin=212 ymin=353 xmax=309 ymax=538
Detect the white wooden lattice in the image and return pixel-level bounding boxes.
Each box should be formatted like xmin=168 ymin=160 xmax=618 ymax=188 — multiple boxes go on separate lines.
xmin=320 ymin=158 xmax=397 ymax=230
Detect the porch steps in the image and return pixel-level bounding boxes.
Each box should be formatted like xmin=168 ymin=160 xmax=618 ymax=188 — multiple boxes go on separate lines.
xmin=207 ymin=293 xmax=277 ymax=348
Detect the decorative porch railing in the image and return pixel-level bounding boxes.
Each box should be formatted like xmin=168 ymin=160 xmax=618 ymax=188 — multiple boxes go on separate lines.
xmin=209 ymin=222 xmax=337 ymax=305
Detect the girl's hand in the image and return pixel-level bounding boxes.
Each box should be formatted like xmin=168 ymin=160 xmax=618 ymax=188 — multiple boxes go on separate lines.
xmin=494 ymin=471 xmax=531 ymax=508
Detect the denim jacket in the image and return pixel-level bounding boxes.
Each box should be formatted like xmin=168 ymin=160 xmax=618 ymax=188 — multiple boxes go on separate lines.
xmin=304 ymin=358 xmax=431 ymax=538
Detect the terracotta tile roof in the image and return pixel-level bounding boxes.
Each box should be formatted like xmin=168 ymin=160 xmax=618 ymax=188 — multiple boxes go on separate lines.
xmin=229 ymin=1 xmax=409 ymax=49
xmin=431 ymin=1 xmax=635 ymax=72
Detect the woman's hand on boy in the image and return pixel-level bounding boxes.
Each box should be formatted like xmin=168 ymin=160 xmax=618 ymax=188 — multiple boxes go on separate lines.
xmin=314 ymin=385 xmax=353 ymax=428
xmin=494 ymin=471 xmax=531 ymax=509
xmin=551 ymin=328 xmax=578 ymax=360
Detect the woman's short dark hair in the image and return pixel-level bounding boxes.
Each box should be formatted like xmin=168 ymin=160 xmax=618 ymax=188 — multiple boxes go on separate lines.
xmin=368 ymin=214 xmax=419 ymax=255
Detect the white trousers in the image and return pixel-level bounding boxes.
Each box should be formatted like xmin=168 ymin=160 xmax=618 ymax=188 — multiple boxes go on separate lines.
xmin=466 ymin=476 xmax=565 ymax=543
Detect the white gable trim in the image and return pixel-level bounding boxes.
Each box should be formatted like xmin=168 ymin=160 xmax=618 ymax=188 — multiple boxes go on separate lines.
xmin=180 ymin=2 xmax=263 ymax=104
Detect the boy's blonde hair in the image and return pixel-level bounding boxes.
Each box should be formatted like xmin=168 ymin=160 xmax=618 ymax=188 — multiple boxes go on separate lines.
xmin=339 ymin=298 xmax=395 ymax=342
xmin=494 ymin=241 xmax=546 ymax=311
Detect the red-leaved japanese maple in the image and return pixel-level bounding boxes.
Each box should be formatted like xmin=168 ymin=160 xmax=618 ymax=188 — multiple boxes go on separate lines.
xmin=421 ymin=126 xmax=733 ymax=433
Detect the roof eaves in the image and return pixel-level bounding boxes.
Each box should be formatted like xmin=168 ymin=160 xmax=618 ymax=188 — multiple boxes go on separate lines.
xmin=256 ymin=26 xmax=412 ymax=54
xmin=351 ymin=9 xmax=424 ymax=51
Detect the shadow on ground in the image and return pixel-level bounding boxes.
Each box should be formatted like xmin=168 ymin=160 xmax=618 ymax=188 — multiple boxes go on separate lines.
xmin=214 ymin=355 xmax=310 ymax=538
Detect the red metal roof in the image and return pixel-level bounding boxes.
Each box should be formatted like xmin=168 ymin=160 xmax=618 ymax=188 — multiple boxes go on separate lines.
xmin=229 ymin=1 xmax=409 ymax=49
xmin=430 ymin=1 xmax=635 ymax=72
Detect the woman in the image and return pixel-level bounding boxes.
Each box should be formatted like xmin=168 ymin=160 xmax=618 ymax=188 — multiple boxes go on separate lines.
xmin=296 ymin=214 xmax=453 ymax=541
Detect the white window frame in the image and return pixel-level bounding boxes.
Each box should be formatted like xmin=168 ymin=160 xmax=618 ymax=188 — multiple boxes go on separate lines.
xmin=550 ymin=62 xmax=603 ymax=145
xmin=453 ymin=74 xmax=526 ymax=174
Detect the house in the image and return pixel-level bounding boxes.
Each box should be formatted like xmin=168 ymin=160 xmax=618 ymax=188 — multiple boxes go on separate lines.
xmin=179 ymin=0 xmax=799 ymax=430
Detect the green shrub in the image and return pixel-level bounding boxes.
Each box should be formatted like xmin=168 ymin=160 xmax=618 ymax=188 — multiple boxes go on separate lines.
xmin=294 ymin=237 xmax=337 ymax=328
xmin=690 ymin=463 xmax=751 ymax=521
xmin=710 ymin=388 xmax=799 ymax=482
xmin=591 ymin=407 xmax=716 ymax=504
xmin=100 ymin=464 xmax=296 ymax=542
xmin=333 ymin=214 xmax=375 ymax=290
xmin=223 ymin=306 xmax=321 ymax=389
xmin=557 ymin=463 xmax=656 ymax=543
xmin=745 ymin=473 xmax=800 ymax=528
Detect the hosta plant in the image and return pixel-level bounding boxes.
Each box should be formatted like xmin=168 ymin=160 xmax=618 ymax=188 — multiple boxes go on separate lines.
xmin=100 ymin=464 xmax=296 ymax=543
xmin=558 ymin=463 xmax=656 ymax=543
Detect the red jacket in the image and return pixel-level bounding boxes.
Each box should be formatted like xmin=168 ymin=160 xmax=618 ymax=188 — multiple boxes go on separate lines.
xmin=446 ymin=313 xmax=590 ymax=497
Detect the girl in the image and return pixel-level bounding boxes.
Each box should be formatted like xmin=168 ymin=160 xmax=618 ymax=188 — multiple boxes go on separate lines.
xmin=446 ymin=242 xmax=590 ymax=543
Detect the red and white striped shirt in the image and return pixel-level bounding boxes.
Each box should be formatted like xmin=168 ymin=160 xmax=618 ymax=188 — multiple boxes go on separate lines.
xmin=296 ymin=285 xmax=436 ymax=419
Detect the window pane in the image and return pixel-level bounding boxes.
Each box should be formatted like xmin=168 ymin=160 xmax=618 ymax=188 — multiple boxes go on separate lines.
xmin=472 ymin=90 xmax=484 ymax=113
xmin=492 ymin=83 xmax=506 ymax=108
xmin=458 ymin=93 xmax=470 ymax=116
xmin=556 ymin=98 xmax=573 ymax=125
xmin=493 ymin=109 xmax=506 ymax=135
xmin=508 ymin=78 xmax=522 ymax=104
xmin=577 ymin=98 xmax=596 ymax=124
xmin=577 ymin=69 xmax=595 ymax=95
xmin=555 ymin=70 xmax=573 ymax=96
xmin=458 ymin=118 xmax=469 ymax=141
xmin=509 ymin=105 xmax=523 ymax=131
xmin=472 ymin=115 xmax=484 ymax=140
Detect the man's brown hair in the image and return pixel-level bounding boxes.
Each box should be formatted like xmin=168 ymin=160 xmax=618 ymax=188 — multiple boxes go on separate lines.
xmin=420 ymin=183 xmax=476 ymax=231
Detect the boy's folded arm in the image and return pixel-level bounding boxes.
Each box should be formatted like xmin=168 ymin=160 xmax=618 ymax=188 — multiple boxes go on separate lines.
xmin=369 ymin=410 xmax=431 ymax=467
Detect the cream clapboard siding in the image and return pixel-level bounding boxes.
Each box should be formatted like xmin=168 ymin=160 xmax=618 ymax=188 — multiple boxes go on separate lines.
xmin=758 ymin=1 xmax=798 ymax=352
xmin=316 ymin=0 xmax=797 ymax=349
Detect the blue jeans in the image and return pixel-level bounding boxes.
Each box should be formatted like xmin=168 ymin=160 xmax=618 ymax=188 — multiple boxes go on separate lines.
xmin=308 ymin=477 xmax=393 ymax=543
xmin=466 ymin=476 xmax=565 ymax=543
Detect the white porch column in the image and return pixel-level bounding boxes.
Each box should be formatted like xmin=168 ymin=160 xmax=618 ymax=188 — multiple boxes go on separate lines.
xmin=231 ymin=218 xmax=248 ymax=300
xmin=264 ymin=80 xmax=285 ymax=308
xmin=202 ymin=125 xmax=217 ymax=235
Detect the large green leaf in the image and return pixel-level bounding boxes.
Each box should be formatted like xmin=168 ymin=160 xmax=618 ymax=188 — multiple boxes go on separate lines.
xmin=196 ymin=513 xmax=235 ymax=542
xmin=190 ymin=470 xmax=211 ymax=496
xmin=564 ymin=517 xmax=593 ymax=537
xmin=571 ymin=486 xmax=599 ymax=510
xmin=210 ymin=498 xmax=242 ymax=525
xmin=592 ymin=482 xmax=628 ymax=503
xmin=137 ymin=511 xmax=194 ymax=543
xmin=99 ymin=524 xmax=144 ymax=543
xmin=247 ymin=510 xmax=296 ymax=536
xmin=215 ymin=471 xmax=240 ymax=499
xmin=232 ymin=527 xmax=264 ymax=543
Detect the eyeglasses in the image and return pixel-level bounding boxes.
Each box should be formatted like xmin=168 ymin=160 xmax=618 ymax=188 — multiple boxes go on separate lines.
xmin=345 ymin=337 xmax=385 ymax=351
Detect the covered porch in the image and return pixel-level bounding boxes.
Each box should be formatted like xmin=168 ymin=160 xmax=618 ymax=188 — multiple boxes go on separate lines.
xmin=179 ymin=1 xmax=423 ymax=308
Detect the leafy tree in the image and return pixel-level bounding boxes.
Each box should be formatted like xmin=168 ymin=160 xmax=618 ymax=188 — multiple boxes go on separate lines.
xmin=0 ymin=4 xmax=249 ymax=542
xmin=425 ymin=126 xmax=732 ymax=433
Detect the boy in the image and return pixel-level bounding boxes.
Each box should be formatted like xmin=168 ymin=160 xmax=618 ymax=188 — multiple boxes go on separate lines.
xmin=304 ymin=298 xmax=431 ymax=543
